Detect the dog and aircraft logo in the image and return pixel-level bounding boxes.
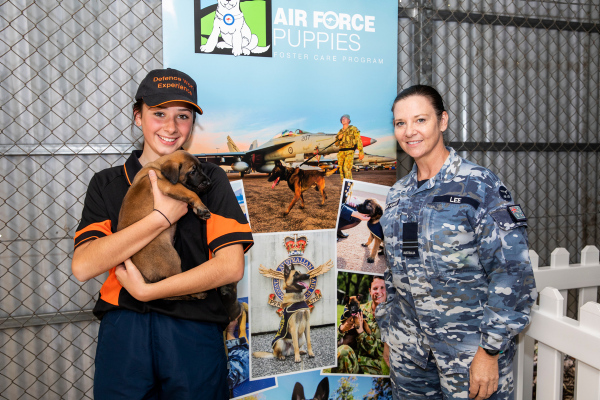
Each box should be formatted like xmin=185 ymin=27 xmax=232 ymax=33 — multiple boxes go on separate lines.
xmin=195 ymin=0 xmax=272 ymax=57
xmin=257 ymin=234 xmax=333 ymax=316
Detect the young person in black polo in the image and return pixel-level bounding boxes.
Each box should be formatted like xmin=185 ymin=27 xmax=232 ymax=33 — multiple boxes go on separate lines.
xmin=71 ymin=68 xmax=253 ymax=400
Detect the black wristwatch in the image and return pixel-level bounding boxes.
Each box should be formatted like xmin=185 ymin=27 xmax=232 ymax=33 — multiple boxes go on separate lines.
xmin=482 ymin=347 xmax=500 ymax=356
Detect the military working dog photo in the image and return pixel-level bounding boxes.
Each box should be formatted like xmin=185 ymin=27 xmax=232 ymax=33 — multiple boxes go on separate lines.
xmin=249 ymin=231 xmax=337 ymax=379
xmin=336 ymin=180 xmax=391 ymax=275
xmin=324 ymin=271 xmax=389 ymax=377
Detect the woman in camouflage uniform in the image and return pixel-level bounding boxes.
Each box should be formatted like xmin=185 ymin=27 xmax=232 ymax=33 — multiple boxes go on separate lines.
xmin=375 ymin=85 xmax=537 ymax=400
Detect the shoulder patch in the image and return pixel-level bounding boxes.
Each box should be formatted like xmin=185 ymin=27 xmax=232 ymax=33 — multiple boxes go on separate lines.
xmin=507 ymin=204 xmax=527 ymax=222
xmin=499 ymin=186 xmax=512 ymax=201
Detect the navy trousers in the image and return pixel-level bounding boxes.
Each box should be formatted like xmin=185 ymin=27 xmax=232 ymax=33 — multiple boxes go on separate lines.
xmin=94 ymin=309 xmax=228 ymax=400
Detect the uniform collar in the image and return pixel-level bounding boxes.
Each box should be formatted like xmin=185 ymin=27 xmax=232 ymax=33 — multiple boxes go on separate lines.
xmin=406 ymin=147 xmax=462 ymax=192
xmin=123 ymin=150 xmax=143 ymax=186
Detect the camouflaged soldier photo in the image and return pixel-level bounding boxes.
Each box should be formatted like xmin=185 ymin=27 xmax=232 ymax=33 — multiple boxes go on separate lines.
xmin=335 ymin=114 xmax=365 ymax=181
xmin=374 ymin=85 xmax=537 ymax=400
xmin=327 ymin=273 xmax=389 ymax=376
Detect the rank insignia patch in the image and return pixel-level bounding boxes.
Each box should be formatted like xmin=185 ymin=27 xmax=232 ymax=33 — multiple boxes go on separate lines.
xmin=499 ymin=186 xmax=512 ymax=201
xmin=508 ymin=204 xmax=527 ymax=222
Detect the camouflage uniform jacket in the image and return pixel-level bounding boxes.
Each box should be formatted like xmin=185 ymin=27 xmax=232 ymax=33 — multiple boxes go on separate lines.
xmin=338 ymin=300 xmax=384 ymax=359
xmin=335 ymin=125 xmax=364 ymax=157
xmin=375 ymin=147 xmax=537 ymax=375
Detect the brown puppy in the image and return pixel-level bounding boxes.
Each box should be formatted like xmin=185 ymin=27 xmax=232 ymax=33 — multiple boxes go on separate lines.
xmin=253 ymin=264 xmax=314 ymax=362
xmin=338 ymin=294 xmax=372 ymax=350
xmin=267 ymin=160 xmax=338 ymax=215
xmin=357 ymin=199 xmax=384 ymax=263
xmin=117 ymin=150 xmax=211 ymax=300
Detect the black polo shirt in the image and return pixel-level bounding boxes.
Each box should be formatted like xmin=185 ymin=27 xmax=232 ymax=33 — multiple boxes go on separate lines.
xmin=74 ymin=150 xmax=253 ymax=324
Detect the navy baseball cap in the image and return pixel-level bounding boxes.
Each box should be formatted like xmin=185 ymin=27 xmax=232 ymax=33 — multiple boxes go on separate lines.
xmin=135 ymin=68 xmax=203 ymax=115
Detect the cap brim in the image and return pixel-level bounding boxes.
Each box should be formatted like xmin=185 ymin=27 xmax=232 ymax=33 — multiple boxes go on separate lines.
xmin=142 ymin=95 xmax=203 ymax=115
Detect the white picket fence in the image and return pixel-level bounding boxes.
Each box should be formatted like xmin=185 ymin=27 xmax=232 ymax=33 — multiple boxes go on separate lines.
xmin=514 ymin=245 xmax=600 ymax=400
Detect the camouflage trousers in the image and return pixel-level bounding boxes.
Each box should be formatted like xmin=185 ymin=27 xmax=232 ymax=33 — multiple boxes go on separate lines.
xmin=337 ymin=150 xmax=355 ymax=181
xmin=226 ymin=340 xmax=249 ymax=391
xmin=390 ymin=351 xmax=514 ymax=400
xmin=333 ymin=344 xmax=384 ymax=375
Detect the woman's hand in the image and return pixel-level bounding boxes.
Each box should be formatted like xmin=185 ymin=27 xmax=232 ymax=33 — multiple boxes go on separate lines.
xmin=469 ymin=347 xmax=499 ymax=400
xmin=351 ymin=211 xmax=370 ymax=221
xmin=383 ymin=342 xmax=390 ymax=367
xmin=115 ymin=258 xmax=150 ymax=302
xmin=148 ymin=170 xmax=188 ymax=226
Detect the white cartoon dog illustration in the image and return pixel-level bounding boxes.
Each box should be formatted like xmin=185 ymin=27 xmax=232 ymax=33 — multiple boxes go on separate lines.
xmin=200 ymin=0 xmax=270 ymax=56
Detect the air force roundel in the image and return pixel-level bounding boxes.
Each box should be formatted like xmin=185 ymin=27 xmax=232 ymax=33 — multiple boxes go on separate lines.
xmin=224 ymin=14 xmax=235 ymax=25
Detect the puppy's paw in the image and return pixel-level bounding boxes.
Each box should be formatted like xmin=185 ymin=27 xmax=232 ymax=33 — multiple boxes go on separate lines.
xmin=195 ymin=207 xmax=211 ymax=220
xmin=300 ymin=350 xmax=307 ymax=355
xmin=191 ymin=292 xmax=208 ymax=300
xmin=242 ymin=48 xmax=250 ymax=55
xmin=300 ymin=205 xmax=305 ymax=209
xmin=308 ymin=350 xmax=315 ymax=358
xmin=294 ymin=355 xmax=301 ymax=363
xmin=216 ymin=42 xmax=231 ymax=49
xmin=278 ymin=355 xmax=285 ymax=361
xmin=361 ymin=243 xmax=368 ymax=247
xmin=367 ymin=257 xmax=375 ymax=263
xmin=232 ymin=47 xmax=242 ymax=56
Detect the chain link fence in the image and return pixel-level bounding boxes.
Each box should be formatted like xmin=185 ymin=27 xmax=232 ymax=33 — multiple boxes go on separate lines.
xmin=0 ymin=0 xmax=598 ymax=398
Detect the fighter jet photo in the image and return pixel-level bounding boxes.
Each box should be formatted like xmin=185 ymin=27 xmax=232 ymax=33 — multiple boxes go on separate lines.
xmin=193 ymin=129 xmax=377 ymax=176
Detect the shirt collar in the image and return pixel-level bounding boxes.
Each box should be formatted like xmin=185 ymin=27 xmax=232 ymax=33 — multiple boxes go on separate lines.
xmin=123 ymin=150 xmax=143 ymax=186
xmin=406 ymin=146 xmax=462 ymax=192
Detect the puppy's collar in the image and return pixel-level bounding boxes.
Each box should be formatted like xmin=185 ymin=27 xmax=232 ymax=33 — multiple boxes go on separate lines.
xmin=216 ymin=9 xmax=244 ymax=21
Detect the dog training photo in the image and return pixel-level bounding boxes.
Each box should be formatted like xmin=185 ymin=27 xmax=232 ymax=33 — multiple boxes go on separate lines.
xmin=324 ymin=271 xmax=389 ymax=376
xmin=336 ymin=180 xmax=391 ymax=275
xmin=249 ymin=230 xmax=337 ymax=379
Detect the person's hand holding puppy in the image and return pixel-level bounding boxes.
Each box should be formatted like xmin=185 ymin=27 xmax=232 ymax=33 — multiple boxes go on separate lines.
xmin=148 ymin=170 xmax=188 ymax=227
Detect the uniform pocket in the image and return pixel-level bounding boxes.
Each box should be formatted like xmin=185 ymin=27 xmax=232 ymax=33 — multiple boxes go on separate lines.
xmin=422 ymin=202 xmax=480 ymax=277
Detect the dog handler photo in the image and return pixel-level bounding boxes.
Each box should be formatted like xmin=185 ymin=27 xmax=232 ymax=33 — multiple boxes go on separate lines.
xmin=375 ymin=85 xmax=537 ymax=400
xmin=335 ymin=275 xmax=387 ymax=375
xmin=71 ymin=68 xmax=253 ymax=399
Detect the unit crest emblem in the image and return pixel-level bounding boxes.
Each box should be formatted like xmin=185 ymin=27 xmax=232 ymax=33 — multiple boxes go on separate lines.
xmin=258 ymin=234 xmax=333 ymax=316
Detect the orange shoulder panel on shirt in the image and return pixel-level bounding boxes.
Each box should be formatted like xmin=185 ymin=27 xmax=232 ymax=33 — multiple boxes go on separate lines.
xmin=206 ymin=213 xmax=251 ymax=244
xmin=74 ymin=220 xmax=112 ymax=240
xmin=99 ymin=267 xmax=122 ymax=306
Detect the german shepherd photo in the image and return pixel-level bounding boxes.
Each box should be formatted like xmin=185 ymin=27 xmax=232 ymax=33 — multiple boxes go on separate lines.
xmin=252 ymin=264 xmax=314 ymax=362
xmin=336 ymin=180 xmax=391 ymax=274
xmin=249 ymin=231 xmax=337 ymax=379
xmin=267 ymin=160 xmax=338 ymax=215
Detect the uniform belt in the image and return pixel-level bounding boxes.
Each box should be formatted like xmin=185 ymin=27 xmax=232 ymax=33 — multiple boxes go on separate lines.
xmin=339 ymin=147 xmax=355 ymax=151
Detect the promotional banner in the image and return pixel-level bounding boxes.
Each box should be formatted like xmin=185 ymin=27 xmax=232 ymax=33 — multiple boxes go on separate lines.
xmin=162 ymin=1 xmax=397 ymax=398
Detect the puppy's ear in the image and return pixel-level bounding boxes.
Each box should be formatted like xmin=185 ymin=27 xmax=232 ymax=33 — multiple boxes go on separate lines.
xmin=161 ymin=160 xmax=181 ymax=185
xmin=343 ymin=295 xmax=349 ymax=304
xmin=314 ymin=377 xmax=329 ymax=400
xmin=292 ymin=382 xmax=305 ymax=400
xmin=357 ymin=293 xmax=364 ymax=302
xmin=284 ymin=264 xmax=291 ymax=276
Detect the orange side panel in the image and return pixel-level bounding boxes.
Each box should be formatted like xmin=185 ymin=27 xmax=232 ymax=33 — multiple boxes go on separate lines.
xmin=74 ymin=220 xmax=112 ymax=240
xmin=99 ymin=267 xmax=122 ymax=306
xmin=206 ymin=213 xmax=251 ymax=244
